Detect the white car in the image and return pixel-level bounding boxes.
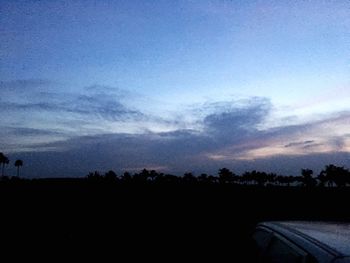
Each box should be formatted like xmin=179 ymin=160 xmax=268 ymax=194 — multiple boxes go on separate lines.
xmin=253 ymin=221 xmax=350 ymax=263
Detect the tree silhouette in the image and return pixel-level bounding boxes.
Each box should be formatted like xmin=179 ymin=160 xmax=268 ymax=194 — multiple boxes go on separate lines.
xmin=135 ymin=169 xmax=150 ymax=182
xmin=275 ymin=175 xmax=289 ymax=186
xmin=162 ymin=174 xmax=179 ymax=183
xmin=198 ymin=173 xmax=209 ymax=183
xmin=218 ymin=168 xmax=234 ymax=184
xmin=121 ymin=171 xmax=132 ymax=182
xmin=240 ymin=171 xmax=270 ymax=186
xmin=317 ymin=170 xmax=327 ymax=187
xmin=301 ymin=169 xmax=316 ymax=187
xmin=266 ymin=173 xmax=277 ymax=185
xmin=154 ymin=172 xmax=164 ymax=183
xmin=104 ymin=170 xmax=118 ymax=181
xmin=332 ymin=166 xmax=349 ymax=187
xmin=208 ymin=175 xmax=218 ymax=184
xmin=183 ymin=172 xmax=197 ymax=183
xmin=0 ymin=153 xmax=5 ymax=176
xmin=254 ymin=171 xmax=268 ymax=186
xmin=149 ymin=170 xmax=158 ymax=181
xmin=87 ymin=171 xmax=103 ymax=181
xmin=14 ymin=159 xmax=23 ymax=177
xmin=242 ymin=171 xmax=255 ymax=185
xmin=320 ymin=164 xmax=350 ymax=187
xmin=0 ymin=153 xmax=9 ymax=177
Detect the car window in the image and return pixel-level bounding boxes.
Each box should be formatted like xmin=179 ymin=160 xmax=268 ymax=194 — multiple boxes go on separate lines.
xmin=253 ymin=228 xmax=273 ymax=251
xmin=262 ymin=235 xmax=308 ymax=263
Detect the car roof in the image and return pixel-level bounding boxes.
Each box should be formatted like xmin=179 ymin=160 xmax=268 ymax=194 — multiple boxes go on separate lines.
xmin=258 ymin=221 xmax=350 ymax=257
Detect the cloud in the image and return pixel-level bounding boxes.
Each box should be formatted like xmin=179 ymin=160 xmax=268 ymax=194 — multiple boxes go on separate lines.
xmin=0 ymin=79 xmax=155 ymax=154
xmin=0 ymin=79 xmax=149 ymax=136
xmin=83 ymin=84 xmax=136 ymax=99
xmin=206 ymin=111 xmax=350 ymax=161
xmin=0 ymin=101 xmax=62 ymax=112
xmin=203 ymin=97 xmax=271 ymax=136
xmin=70 ymin=93 xmax=143 ymax=121
xmin=284 ymin=140 xmax=315 ymax=148
xmin=0 ymin=126 xmax=69 ymax=153
xmin=0 ymin=127 xmax=63 ymax=137
xmin=0 ymin=79 xmax=53 ymax=91
xmin=9 ymin=131 xmax=350 ymax=178
xmin=0 ymin=80 xmax=143 ymax=121
xmin=2 ymin=84 xmax=350 ymax=178
xmin=5 ymin=97 xmax=275 ymax=176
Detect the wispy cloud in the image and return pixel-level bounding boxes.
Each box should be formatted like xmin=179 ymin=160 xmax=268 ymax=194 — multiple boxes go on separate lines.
xmin=0 ymin=79 xmax=143 ymax=121
xmin=0 ymin=126 xmax=63 ymax=137
xmin=1 ymin=79 xmax=150 ymax=139
xmin=284 ymin=140 xmax=315 ymax=148
xmin=0 ymin=79 xmax=53 ymax=91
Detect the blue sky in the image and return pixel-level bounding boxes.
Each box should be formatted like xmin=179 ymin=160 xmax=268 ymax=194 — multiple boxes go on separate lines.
xmin=1 ymin=0 xmax=349 ymax=177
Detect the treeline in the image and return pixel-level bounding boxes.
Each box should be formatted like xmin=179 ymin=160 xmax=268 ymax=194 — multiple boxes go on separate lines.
xmin=2 ymin=151 xmax=350 ymax=187
xmin=86 ymin=164 xmax=350 ymax=187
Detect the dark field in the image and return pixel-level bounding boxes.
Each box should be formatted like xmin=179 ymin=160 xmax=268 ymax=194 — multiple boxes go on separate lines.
xmin=1 ymin=180 xmax=349 ymax=261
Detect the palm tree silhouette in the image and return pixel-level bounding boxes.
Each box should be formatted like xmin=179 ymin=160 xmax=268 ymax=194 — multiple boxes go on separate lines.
xmin=0 ymin=152 xmax=5 ymax=176
xmin=321 ymin=164 xmax=338 ymax=187
xmin=301 ymin=169 xmax=316 ymax=187
xmin=321 ymin=164 xmax=349 ymax=187
xmin=14 ymin=159 xmax=23 ymax=177
xmin=1 ymin=154 xmax=9 ymax=177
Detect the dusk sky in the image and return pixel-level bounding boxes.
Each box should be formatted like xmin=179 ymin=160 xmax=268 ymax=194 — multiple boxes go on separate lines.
xmin=1 ymin=0 xmax=349 ymax=177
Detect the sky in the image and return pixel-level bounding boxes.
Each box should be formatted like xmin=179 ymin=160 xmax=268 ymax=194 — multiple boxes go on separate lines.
xmin=0 ymin=0 xmax=349 ymax=177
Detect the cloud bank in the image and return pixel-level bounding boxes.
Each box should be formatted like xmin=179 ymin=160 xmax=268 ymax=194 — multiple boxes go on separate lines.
xmin=1 ymin=79 xmax=350 ymax=177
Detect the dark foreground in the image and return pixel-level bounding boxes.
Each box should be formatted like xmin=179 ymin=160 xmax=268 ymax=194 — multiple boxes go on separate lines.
xmin=1 ymin=180 xmax=349 ymax=261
